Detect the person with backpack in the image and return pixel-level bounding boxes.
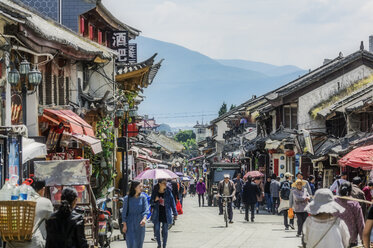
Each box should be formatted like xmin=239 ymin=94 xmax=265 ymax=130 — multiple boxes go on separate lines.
xmin=279 ymin=173 xmax=294 ymax=230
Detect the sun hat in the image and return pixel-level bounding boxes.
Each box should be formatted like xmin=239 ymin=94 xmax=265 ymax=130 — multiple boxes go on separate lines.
xmin=305 ymin=188 xmax=345 ymax=215
xmin=291 ymin=179 xmax=306 ymax=188
xmin=284 ymin=172 xmax=293 ymax=177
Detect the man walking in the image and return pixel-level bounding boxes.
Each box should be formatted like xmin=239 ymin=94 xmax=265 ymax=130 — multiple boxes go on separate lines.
xmin=233 ymin=173 xmax=244 ymax=209
xmin=217 ymin=174 xmax=236 ymax=224
xmin=279 ymin=174 xmax=294 ymax=230
xmin=270 ymin=175 xmax=281 ymax=214
xmin=196 ymin=178 xmax=206 ymax=207
xmin=242 ymin=176 xmax=260 ymax=222
xmin=351 ymin=176 xmax=367 ymax=218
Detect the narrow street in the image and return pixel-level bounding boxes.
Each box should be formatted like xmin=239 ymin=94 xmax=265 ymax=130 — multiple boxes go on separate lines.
xmin=112 ymin=196 xmax=301 ymax=248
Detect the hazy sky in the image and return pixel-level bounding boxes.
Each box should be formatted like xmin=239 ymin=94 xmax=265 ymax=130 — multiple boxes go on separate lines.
xmin=104 ymin=0 xmax=373 ymax=69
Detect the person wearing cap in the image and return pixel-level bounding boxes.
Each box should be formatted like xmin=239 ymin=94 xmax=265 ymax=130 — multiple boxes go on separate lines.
xmin=330 ymin=171 xmax=348 ymax=196
xmin=295 ymin=172 xmax=312 ymax=196
xmin=289 ymin=179 xmax=310 ymax=237
xmin=351 ymin=176 xmax=367 ymax=219
xmin=217 ymin=174 xmax=236 ymax=224
xmin=303 ymin=188 xmax=350 ymax=248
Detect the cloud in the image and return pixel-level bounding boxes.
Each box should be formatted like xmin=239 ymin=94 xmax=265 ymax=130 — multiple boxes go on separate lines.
xmin=103 ymin=0 xmax=373 ymax=68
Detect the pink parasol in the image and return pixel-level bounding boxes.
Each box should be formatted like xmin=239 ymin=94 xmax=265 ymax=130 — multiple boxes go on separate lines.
xmin=135 ymin=169 xmax=179 ymax=180
xmin=244 ymin=171 xmax=264 ymax=178
xmin=339 ymin=145 xmax=373 ymax=170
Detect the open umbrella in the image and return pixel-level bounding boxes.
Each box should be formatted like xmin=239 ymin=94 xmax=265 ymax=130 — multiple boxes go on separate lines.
xmin=135 ymin=169 xmax=179 ymax=180
xmin=339 ymin=145 xmax=373 ymax=170
xmin=180 ymin=176 xmax=190 ymax=181
xmin=244 ymin=171 xmax=264 ymax=178
xmin=175 ymin=172 xmax=184 ymax=177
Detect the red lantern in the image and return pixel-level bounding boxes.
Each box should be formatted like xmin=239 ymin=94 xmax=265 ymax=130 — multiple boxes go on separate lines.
xmin=285 ymin=150 xmax=295 ymax=157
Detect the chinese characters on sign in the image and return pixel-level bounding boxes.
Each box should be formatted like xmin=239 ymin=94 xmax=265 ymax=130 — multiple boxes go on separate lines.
xmin=128 ymin=43 xmax=137 ymax=63
xmin=112 ymin=31 xmax=129 ymax=63
xmin=111 ymin=31 xmax=138 ymax=63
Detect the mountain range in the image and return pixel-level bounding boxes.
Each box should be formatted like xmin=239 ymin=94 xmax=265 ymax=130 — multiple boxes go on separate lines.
xmin=136 ymin=36 xmax=307 ymax=126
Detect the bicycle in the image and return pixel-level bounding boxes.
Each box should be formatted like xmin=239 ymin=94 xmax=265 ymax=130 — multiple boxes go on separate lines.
xmin=220 ymin=195 xmax=232 ymax=227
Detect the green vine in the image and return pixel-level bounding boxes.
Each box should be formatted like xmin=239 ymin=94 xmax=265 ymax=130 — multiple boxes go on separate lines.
xmin=84 ymin=116 xmax=115 ymax=197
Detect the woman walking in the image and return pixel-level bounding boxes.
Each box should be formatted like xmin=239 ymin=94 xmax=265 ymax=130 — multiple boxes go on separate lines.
xmin=303 ymin=188 xmax=350 ymax=247
xmin=151 ymin=179 xmax=178 ymax=248
xmin=122 ymin=180 xmax=150 ymax=248
xmin=334 ymin=182 xmax=365 ymax=247
xmin=46 ymin=187 xmax=88 ymax=248
xmin=290 ymin=179 xmax=310 ymax=237
xmin=196 ymin=178 xmax=206 ymax=207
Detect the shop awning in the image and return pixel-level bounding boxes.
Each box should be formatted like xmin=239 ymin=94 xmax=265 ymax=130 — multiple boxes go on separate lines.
xmin=339 ymin=145 xmax=373 ymax=170
xmin=22 ymin=137 xmax=47 ymax=163
xmin=188 ymin=155 xmax=205 ymax=162
xmin=41 ymin=109 xmax=94 ymax=137
xmin=137 ymin=154 xmax=163 ymax=164
xmin=71 ymin=134 xmax=102 ymax=154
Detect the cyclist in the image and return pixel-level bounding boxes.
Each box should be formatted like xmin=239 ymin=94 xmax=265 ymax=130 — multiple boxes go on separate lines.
xmin=217 ymin=174 xmax=236 ymax=224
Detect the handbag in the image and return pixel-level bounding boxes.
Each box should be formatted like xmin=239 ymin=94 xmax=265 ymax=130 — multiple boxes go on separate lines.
xmin=288 ymin=208 xmax=294 ymax=219
xmin=176 ymin=200 xmax=183 ymax=215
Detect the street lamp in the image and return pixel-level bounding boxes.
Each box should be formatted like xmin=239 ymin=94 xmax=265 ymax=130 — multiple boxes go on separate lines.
xmin=8 ymin=58 xmax=42 ymax=125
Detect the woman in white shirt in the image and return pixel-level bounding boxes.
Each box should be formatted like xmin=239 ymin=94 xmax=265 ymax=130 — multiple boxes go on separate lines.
xmin=302 ymin=188 xmax=350 ymax=248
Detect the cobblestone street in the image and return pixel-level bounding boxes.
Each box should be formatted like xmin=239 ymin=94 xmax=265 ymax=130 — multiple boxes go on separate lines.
xmin=112 ymin=196 xmax=302 ymax=248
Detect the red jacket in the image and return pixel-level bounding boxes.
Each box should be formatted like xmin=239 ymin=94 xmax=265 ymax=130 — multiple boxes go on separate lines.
xmin=363 ymin=186 xmax=372 ymax=201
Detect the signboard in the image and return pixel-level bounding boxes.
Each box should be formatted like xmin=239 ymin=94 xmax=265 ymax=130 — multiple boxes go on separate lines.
xmin=8 ymin=136 xmax=21 ymax=178
xmin=302 ymin=130 xmax=314 ymax=155
xmin=111 ymin=31 xmax=129 ymax=63
xmin=128 ymin=43 xmax=137 ymax=63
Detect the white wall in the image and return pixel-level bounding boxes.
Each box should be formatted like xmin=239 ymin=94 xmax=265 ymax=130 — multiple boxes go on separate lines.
xmin=216 ymin=120 xmax=228 ymax=141
xmin=298 ymin=65 xmax=373 ymax=131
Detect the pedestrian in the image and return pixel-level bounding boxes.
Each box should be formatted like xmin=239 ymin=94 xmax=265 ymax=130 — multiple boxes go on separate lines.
xmin=334 ymin=181 xmax=365 ymax=247
xmin=270 ymin=175 xmax=281 ymax=214
xmin=264 ymin=176 xmax=272 ymax=213
xmin=121 ymin=180 xmax=150 ymax=248
xmin=179 ymin=181 xmax=186 ymax=206
xmin=295 ymin=172 xmax=312 ymax=195
xmin=150 ymin=179 xmax=178 ymax=248
xmin=351 ymin=176 xmax=367 ymax=219
xmin=255 ymin=177 xmax=264 ymax=213
xmin=362 ymin=181 xmax=373 ymax=202
xmin=45 ymin=187 xmax=88 ymax=248
xmin=330 ymin=171 xmax=348 ymax=195
xmin=196 ymin=178 xmax=206 ymax=207
xmin=169 ymin=179 xmax=179 ymax=205
xmin=9 ymin=178 xmax=53 ymax=248
xmin=290 ymin=179 xmax=310 ymax=237
xmin=308 ymin=175 xmax=316 ymax=195
xmin=189 ymin=177 xmax=196 ymax=196
xmin=303 ymin=188 xmax=350 ymax=248
xmin=233 ymin=173 xmax=244 ymax=209
xmin=363 ymin=205 xmax=373 ymax=247
xmin=217 ymin=174 xmax=236 ymax=224
xmin=242 ymin=176 xmax=260 ymax=222
xmin=278 ymin=173 xmax=294 ymax=230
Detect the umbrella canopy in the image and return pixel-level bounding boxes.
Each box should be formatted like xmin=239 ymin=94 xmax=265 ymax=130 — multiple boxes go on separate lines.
xmin=180 ymin=176 xmax=190 ymax=181
xmin=339 ymin=145 xmax=373 ymax=170
xmin=175 ymin=172 xmax=184 ymax=177
xmin=135 ymin=169 xmax=179 ymax=180
xmin=244 ymin=171 xmax=264 ymax=178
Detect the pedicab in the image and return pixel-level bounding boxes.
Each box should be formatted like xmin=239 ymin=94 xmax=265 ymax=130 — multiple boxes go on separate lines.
xmin=34 ymin=159 xmax=99 ymax=248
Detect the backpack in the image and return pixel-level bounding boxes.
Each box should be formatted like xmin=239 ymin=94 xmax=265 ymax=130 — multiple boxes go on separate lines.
xmin=280 ymin=181 xmax=291 ymax=200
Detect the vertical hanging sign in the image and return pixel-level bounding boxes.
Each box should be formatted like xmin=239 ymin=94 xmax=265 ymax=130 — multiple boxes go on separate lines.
xmin=111 ymin=31 xmax=129 ymax=63
xmin=128 ymin=43 xmax=137 ymax=63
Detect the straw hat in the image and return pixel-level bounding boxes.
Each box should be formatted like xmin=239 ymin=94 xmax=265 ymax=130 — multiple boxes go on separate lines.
xmin=305 ymin=188 xmax=345 ymax=215
xmin=284 ymin=172 xmax=293 ymax=177
xmin=291 ymin=179 xmax=306 ymax=188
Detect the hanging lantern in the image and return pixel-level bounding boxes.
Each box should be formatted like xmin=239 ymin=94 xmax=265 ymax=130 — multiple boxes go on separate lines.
xmin=7 ymin=68 xmax=20 ymax=86
xmin=285 ymin=150 xmax=295 ymax=157
xmin=28 ymin=67 xmax=42 ymax=86
xmin=19 ymin=59 xmax=30 ymax=75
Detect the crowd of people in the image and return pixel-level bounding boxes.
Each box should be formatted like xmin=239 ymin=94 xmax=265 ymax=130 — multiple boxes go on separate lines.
xmin=200 ymin=171 xmax=373 ymax=248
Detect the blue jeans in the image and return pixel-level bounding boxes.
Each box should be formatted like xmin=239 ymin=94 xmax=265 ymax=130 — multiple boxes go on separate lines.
xmin=154 ymin=221 xmax=169 ymax=248
xmin=265 ymin=193 xmax=272 ymax=210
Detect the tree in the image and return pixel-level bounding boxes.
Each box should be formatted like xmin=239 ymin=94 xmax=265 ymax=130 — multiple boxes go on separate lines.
xmin=174 ymin=130 xmax=196 ymax=143
xmin=230 ymin=104 xmax=236 ymax=110
xmin=219 ymin=102 xmax=227 ymax=116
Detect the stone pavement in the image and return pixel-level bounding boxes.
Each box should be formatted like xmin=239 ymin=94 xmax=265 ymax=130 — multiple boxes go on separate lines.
xmin=111 ymin=196 xmax=303 ymax=248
